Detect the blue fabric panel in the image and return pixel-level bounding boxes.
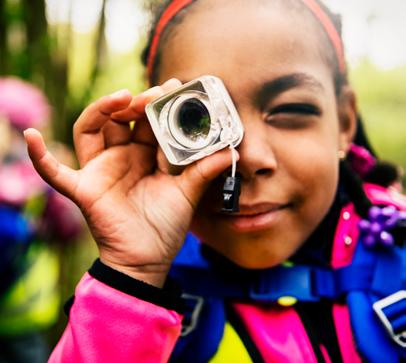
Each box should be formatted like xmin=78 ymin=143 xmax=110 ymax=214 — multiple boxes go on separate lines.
xmin=371 ymin=248 xmax=402 ymax=296
xmin=170 ymin=298 xmax=226 ymax=363
xmin=347 ymin=291 xmax=398 ymax=363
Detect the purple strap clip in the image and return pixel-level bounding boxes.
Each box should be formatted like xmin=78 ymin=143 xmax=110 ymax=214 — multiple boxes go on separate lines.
xmin=359 ymin=205 xmax=406 ymax=247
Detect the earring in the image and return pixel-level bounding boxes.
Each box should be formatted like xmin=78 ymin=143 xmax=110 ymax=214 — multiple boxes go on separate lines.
xmin=338 ymin=150 xmax=346 ymax=160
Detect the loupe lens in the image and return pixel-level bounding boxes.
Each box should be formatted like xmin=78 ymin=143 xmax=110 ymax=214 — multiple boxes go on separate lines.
xmin=177 ymin=98 xmax=211 ymax=142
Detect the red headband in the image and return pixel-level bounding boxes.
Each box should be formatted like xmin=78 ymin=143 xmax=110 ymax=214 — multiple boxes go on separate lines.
xmin=147 ymin=0 xmax=194 ymax=82
xmin=301 ymin=0 xmax=346 ymax=73
xmin=147 ymin=0 xmax=346 ymax=83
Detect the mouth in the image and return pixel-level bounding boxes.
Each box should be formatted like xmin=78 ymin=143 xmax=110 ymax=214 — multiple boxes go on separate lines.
xmin=217 ymin=202 xmax=291 ymax=232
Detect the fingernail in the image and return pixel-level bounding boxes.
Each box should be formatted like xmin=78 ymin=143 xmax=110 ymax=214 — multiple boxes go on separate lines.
xmin=143 ymin=86 xmax=161 ymax=97
xmin=109 ymin=89 xmax=130 ymax=99
xmin=23 ymin=128 xmax=35 ymax=137
xmin=162 ymin=78 xmax=181 ymax=87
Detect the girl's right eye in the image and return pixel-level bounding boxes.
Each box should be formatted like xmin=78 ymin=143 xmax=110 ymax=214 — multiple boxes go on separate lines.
xmin=265 ymin=103 xmax=321 ymax=128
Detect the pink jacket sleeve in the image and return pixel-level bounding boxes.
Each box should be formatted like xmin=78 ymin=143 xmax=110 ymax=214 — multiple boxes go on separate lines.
xmin=49 ymin=272 xmax=183 ymax=363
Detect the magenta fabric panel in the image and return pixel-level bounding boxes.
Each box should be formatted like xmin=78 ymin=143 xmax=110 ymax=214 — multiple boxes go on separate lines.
xmin=319 ymin=344 xmax=333 ymax=363
xmin=330 ymin=204 xmax=362 ymax=362
xmin=365 ymin=183 xmax=406 ymax=211
xmin=332 ymin=304 xmax=362 ymax=363
xmin=233 ymin=303 xmax=318 ymax=363
xmin=330 ymin=203 xmax=360 ymax=269
xmin=49 ymin=273 xmax=182 ymax=363
xmin=331 ymin=183 xmax=406 ymax=271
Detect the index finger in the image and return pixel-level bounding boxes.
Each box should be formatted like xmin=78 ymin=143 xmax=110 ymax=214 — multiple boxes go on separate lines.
xmin=110 ymin=79 xmax=182 ymax=122
xmin=113 ymin=79 xmax=183 ymax=147
xmin=73 ymin=89 xmax=132 ymax=167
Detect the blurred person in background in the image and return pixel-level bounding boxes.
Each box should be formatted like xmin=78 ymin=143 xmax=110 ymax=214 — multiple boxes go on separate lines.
xmin=0 ymin=77 xmax=83 ymax=363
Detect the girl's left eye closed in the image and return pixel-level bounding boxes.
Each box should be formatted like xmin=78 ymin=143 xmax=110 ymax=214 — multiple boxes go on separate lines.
xmin=271 ymin=103 xmax=320 ymax=115
xmin=265 ymin=103 xmax=321 ymax=128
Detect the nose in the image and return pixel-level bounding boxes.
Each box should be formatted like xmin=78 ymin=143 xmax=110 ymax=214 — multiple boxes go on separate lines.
xmin=236 ymin=117 xmax=277 ymax=180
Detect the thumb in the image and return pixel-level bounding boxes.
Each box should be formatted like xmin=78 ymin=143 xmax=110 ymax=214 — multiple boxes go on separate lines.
xmin=176 ymin=148 xmax=239 ymax=208
xmin=24 ymin=128 xmax=79 ymax=200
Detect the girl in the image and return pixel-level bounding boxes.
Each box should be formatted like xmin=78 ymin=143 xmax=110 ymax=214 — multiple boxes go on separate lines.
xmin=24 ymin=0 xmax=406 ymax=362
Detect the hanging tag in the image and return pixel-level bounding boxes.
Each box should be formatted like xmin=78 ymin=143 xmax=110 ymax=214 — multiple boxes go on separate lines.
xmin=221 ymin=174 xmax=241 ymax=213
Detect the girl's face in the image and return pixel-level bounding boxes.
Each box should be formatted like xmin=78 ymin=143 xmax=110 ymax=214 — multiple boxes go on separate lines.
xmin=156 ymin=1 xmax=356 ymax=268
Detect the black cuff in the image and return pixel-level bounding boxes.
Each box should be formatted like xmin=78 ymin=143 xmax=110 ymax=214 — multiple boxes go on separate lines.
xmin=88 ymin=259 xmax=184 ymax=313
xmin=64 ymin=295 xmax=75 ymax=317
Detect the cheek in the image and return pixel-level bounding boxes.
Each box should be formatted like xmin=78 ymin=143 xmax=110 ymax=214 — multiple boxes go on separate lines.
xmin=280 ymin=115 xmax=340 ymax=183
xmin=298 ymin=153 xmax=339 ymax=216
xmin=284 ymin=128 xmax=340 ymax=223
xmin=190 ymin=180 xmax=223 ymax=234
xmin=190 ymin=211 xmax=218 ymax=255
xmin=289 ymin=138 xmax=338 ymax=189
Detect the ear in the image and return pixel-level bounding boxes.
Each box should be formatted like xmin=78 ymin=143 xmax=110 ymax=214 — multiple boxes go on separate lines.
xmin=337 ymin=85 xmax=357 ymax=155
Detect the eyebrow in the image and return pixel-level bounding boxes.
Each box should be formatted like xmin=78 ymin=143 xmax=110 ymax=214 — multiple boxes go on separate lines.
xmin=256 ymin=73 xmax=325 ymax=107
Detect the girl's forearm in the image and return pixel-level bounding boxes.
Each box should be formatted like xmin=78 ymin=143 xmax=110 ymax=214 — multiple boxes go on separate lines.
xmin=49 ymin=268 xmax=183 ymax=363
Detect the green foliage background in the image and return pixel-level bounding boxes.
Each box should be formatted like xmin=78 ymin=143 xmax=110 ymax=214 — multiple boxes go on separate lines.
xmin=0 ymin=0 xmax=405 ymax=348
xmin=350 ymin=61 xmax=406 ymax=181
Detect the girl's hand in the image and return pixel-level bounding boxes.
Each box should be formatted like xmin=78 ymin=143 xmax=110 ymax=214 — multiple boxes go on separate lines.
xmin=24 ymin=79 xmax=235 ymax=287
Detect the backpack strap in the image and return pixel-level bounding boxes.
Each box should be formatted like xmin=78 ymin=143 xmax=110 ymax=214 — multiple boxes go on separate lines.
xmin=346 ymin=238 xmax=406 ymax=363
xmin=336 ymin=184 xmax=406 ymax=363
xmin=170 ymin=184 xmax=406 ymax=362
xmin=172 ymin=234 xmax=405 ymax=302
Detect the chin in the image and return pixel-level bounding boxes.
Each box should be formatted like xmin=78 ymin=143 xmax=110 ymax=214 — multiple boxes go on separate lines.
xmin=228 ymin=256 xmax=284 ymax=270
xmin=216 ymin=244 xmax=296 ymax=270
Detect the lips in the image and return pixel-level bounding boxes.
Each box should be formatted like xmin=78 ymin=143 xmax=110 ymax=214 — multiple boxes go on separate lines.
xmin=217 ymin=202 xmax=290 ymax=232
xmin=233 ymin=203 xmax=284 ymax=216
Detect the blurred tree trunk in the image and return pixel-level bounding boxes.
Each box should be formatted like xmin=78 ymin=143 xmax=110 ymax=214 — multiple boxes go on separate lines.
xmin=78 ymin=0 xmax=107 ymax=117
xmin=0 ymin=0 xmax=106 ymax=146
xmin=0 ymin=0 xmax=7 ymax=72
xmin=22 ymin=0 xmax=50 ymax=79
xmin=21 ymin=0 xmax=70 ymax=142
